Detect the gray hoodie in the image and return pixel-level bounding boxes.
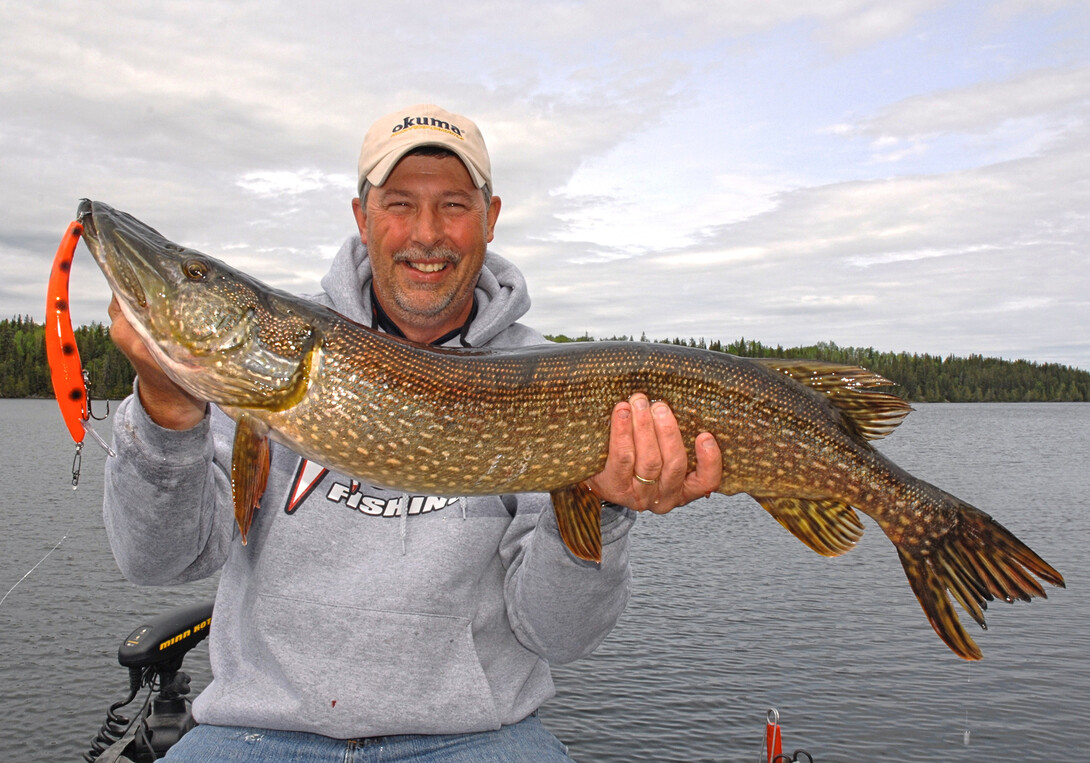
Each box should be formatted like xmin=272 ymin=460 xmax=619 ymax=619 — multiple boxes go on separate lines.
xmin=102 ymin=236 xmax=636 ymax=738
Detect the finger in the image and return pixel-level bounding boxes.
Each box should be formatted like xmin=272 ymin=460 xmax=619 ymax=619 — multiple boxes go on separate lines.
xmin=585 ymin=402 xmax=634 ymax=498
xmin=108 ymin=297 xmax=131 ymax=346
xmin=108 ymin=299 xmax=150 ymax=366
xmin=604 ymin=401 xmax=635 ymax=492
xmin=651 ymin=401 xmax=687 ymax=492
xmin=629 ymin=394 xmax=663 ymax=485
xmin=682 ymin=432 xmax=723 ymax=500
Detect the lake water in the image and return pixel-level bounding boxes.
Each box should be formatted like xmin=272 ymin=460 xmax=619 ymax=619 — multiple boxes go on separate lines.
xmin=1 ymin=400 xmax=1087 ymax=761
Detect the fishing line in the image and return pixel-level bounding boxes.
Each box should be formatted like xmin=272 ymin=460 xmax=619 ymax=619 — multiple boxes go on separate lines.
xmin=0 ymin=440 xmax=108 ymax=609
xmin=0 ymin=528 xmax=70 ymax=608
xmin=1 ymin=429 xmax=106 ymax=609
xmin=963 ymin=661 xmax=972 ymax=746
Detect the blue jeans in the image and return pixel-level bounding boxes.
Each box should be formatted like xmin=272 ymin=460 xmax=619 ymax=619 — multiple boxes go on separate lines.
xmin=162 ymin=714 xmax=573 ymax=762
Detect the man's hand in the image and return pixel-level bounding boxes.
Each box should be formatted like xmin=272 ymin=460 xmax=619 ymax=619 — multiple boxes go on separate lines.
xmin=108 ymin=296 xmax=207 ymax=430
xmin=585 ymin=393 xmax=723 ymax=513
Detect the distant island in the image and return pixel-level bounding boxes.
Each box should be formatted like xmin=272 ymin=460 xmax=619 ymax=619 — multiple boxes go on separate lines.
xmin=545 ymin=333 xmax=1089 ymax=403
xmin=2 ymin=316 xmax=1087 ymax=402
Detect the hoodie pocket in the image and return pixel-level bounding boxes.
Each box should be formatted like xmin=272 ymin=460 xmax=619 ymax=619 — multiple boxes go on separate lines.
xmin=247 ymin=592 xmax=500 ymax=737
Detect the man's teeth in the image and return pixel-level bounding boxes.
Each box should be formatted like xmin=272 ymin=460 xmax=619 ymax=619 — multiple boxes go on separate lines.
xmin=409 ymin=262 xmax=446 ymax=273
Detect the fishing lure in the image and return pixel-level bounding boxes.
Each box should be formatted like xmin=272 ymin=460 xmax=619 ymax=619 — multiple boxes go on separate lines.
xmin=46 ymin=219 xmax=114 ymax=486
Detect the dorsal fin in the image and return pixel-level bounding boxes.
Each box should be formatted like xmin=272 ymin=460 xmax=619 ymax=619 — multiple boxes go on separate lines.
xmin=751 ymin=358 xmax=913 ymax=441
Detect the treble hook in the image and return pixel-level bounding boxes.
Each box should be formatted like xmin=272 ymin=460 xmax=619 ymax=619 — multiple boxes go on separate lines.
xmin=83 ymin=369 xmax=110 ymax=420
xmin=79 ymin=370 xmax=115 ymax=459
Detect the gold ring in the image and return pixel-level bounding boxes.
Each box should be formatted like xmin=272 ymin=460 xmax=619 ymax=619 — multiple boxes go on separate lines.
xmin=634 ymin=473 xmax=658 ymax=485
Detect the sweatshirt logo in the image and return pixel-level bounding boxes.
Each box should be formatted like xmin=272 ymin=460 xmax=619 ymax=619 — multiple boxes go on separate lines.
xmin=283 ymin=458 xmax=461 ymax=518
xmin=285 ymin=458 xmax=329 ymax=513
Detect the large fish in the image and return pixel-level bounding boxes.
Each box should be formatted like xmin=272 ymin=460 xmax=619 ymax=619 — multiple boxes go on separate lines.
xmin=76 ymin=199 xmax=1063 ymax=660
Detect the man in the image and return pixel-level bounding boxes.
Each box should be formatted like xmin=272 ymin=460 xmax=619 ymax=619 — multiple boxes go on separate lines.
xmin=105 ymin=104 xmax=722 ymax=761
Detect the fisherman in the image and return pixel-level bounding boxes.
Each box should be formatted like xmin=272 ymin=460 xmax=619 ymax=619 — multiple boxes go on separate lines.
xmin=104 ymin=103 xmax=723 ymax=761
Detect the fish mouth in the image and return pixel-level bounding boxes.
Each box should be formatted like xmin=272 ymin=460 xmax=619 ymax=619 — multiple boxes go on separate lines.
xmin=76 ymin=199 xmax=229 ymax=374
xmin=78 ymin=199 xmax=164 ymax=315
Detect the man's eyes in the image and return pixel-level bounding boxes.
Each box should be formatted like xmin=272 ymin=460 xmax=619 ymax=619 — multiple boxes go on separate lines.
xmin=382 ymin=200 xmax=470 ymax=212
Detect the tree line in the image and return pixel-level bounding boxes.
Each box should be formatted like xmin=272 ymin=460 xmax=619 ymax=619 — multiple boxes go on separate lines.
xmin=1 ymin=316 xmax=135 ymax=400
xmin=3 ymin=316 xmax=1087 ymax=403
xmin=547 ymin=334 xmax=1090 ymax=403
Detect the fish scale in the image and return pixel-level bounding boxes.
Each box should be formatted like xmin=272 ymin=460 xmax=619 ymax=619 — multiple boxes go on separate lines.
xmin=76 ymin=198 xmax=1065 ymax=661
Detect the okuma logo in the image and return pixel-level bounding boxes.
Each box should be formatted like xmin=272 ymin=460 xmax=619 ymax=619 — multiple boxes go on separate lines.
xmin=391 ymin=116 xmax=464 ymax=139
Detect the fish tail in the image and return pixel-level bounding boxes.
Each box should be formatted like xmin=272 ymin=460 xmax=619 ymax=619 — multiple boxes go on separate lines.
xmin=896 ymin=497 xmax=1064 ymax=660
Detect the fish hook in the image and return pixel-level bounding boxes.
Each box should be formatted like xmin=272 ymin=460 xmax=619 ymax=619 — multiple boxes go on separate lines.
xmin=83 ymin=369 xmax=111 ymax=420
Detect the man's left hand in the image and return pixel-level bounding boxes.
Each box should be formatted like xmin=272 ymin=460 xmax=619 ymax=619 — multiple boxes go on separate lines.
xmin=584 ymin=393 xmax=723 ymax=513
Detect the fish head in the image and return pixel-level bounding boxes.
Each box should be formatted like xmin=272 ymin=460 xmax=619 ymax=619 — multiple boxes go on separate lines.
xmin=78 ymin=199 xmax=318 ymax=410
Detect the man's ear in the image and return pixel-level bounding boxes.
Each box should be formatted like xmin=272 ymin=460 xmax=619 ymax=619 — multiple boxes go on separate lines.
xmin=352 ymin=197 xmax=368 ymax=245
xmin=485 ymin=195 xmax=501 ymax=243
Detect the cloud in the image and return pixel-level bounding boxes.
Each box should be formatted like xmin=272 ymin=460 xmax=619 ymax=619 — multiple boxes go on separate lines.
xmin=237 ymin=170 xmax=355 ymax=198
xmin=518 ymin=103 xmax=1090 ymax=366
xmin=859 ymin=66 xmax=1090 ymax=139
xmin=1 ymin=1 xmax=1088 ymax=370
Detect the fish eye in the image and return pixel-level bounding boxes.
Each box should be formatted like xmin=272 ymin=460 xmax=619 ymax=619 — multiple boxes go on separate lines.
xmin=183 ymin=259 xmax=210 ymax=281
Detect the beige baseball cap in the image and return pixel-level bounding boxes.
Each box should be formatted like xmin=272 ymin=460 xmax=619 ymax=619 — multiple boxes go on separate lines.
xmin=357 ymin=104 xmax=492 ymax=196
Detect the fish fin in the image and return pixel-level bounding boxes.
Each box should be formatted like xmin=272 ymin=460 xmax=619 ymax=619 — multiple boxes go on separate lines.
xmin=895 ymin=496 xmax=1064 ymax=661
xmin=755 ymin=496 xmax=864 ymax=557
xmin=896 ymin=547 xmax=983 ymax=660
xmin=751 ymin=358 xmax=912 ymax=440
xmin=231 ymin=414 xmax=270 ymax=546
xmin=551 ymin=484 xmax=603 ymax=563
xmin=751 ymin=358 xmax=896 ymax=390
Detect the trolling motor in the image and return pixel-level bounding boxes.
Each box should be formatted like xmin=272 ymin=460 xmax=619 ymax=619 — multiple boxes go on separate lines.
xmin=85 ymin=601 xmax=214 ymax=762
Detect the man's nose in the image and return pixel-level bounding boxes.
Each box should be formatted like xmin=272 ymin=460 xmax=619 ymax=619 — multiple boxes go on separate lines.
xmin=411 ymin=206 xmax=443 ymax=247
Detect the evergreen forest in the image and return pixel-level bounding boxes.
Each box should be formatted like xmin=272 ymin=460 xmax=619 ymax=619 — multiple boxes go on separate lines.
xmin=547 ymin=333 xmax=1090 ymax=403
xmin=2 ymin=316 xmax=135 ymax=400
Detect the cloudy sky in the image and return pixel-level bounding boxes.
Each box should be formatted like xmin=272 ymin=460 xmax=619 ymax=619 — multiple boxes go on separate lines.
xmin=2 ymin=1 xmax=1088 ymax=370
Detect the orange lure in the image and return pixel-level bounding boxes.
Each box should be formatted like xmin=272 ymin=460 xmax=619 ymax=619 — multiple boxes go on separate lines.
xmin=45 ymin=221 xmax=89 ymax=444
xmin=45 ymin=219 xmax=114 ymax=485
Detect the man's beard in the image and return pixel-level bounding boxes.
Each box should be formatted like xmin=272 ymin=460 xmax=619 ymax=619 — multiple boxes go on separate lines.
xmin=389 ymin=245 xmax=463 ymax=318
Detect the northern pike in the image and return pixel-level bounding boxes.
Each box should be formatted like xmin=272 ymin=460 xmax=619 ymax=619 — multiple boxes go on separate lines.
xmin=75 ymin=199 xmax=1064 ymax=660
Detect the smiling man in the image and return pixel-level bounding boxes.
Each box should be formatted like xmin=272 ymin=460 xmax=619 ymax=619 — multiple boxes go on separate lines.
xmin=352 ymin=116 xmax=500 ymax=344
xmin=104 ymin=104 xmax=722 ymax=761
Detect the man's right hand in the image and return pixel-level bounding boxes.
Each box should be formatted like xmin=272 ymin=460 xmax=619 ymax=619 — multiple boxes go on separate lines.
xmin=108 ymin=296 xmax=207 ymax=430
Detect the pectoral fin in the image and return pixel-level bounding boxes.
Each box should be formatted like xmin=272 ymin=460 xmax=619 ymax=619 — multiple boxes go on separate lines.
xmin=755 ymin=496 xmax=865 ymax=557
xmin=551 ymin=484 xmax=603 ymax=563
xmin=231 ymin=414 xmax=270 ymax=545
